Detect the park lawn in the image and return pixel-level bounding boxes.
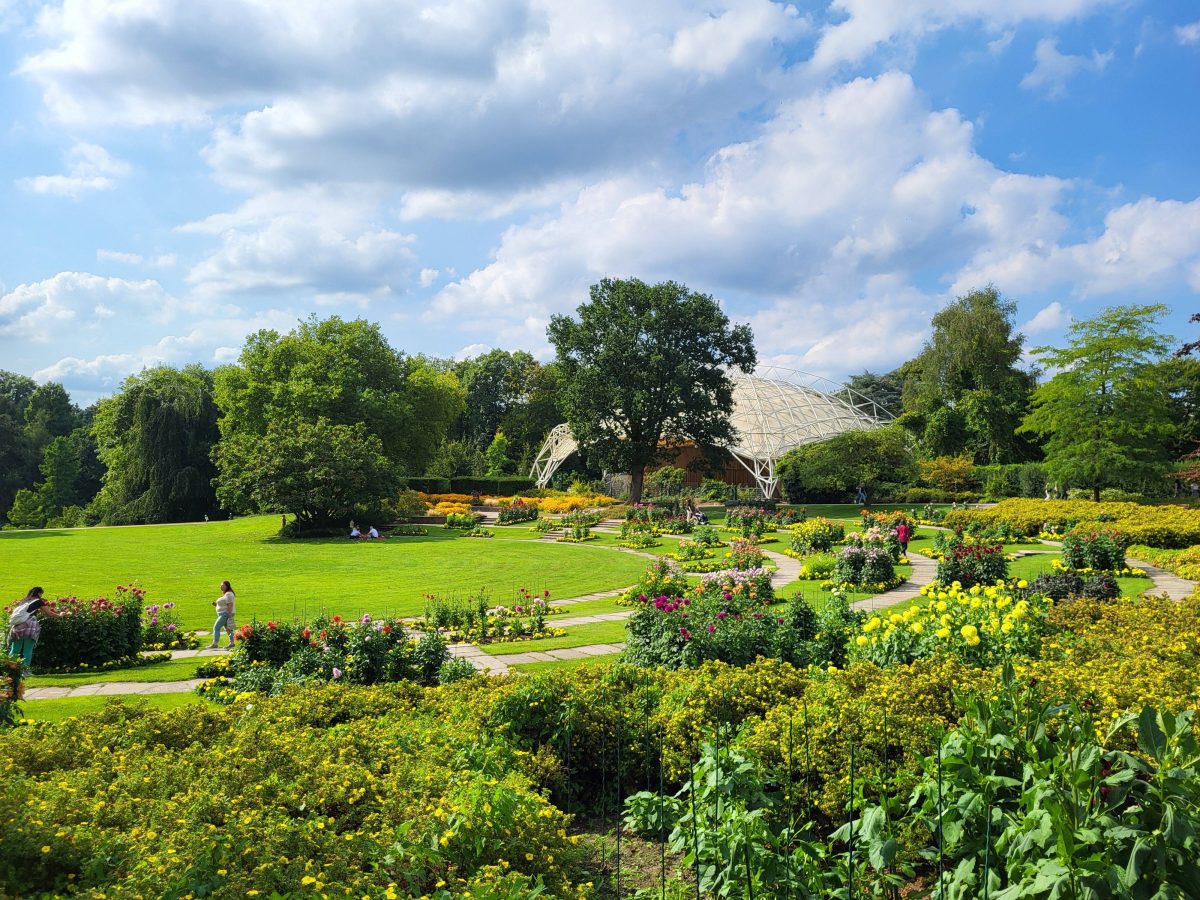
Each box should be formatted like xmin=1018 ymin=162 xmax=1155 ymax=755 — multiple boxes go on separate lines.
xmin=480 ymin=620 xmax=628 ymax=655
xmin=550 ymin=596 xmax=629 ymax=617
xmin=28 ymin=655 xmax=204 ymax=687
xmin=20 ymin=693 xmax=207 ymax=723
xmin=0 ymin=516 xmax=650 ymax=628
xmin=508 ymin=654 xmax=621 ymax=674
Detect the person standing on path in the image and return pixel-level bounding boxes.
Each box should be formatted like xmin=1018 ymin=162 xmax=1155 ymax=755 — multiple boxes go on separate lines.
xmin=206 ymin=581 xmax=237 ymax=650
xmin=6 ymin=587 xmax=47 ymax=673
xmin=895 ymin=522 xmax=911 ymax=556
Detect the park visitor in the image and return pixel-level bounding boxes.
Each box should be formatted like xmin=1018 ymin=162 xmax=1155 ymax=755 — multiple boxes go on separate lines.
xmin=6 ymin=587 xmax=47 ymax=673
xmin=368 ymin=525 xmax=380 ymax=539
xmin=895 ymin=522 xmax=911 ymax=555
xmin=207 ymin=580 xmax=237 ymax=650
xmin=350 ymin=524 xmax=361 ymax=538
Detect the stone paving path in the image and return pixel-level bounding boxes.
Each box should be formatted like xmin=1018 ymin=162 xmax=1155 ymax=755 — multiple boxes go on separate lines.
xmin=1125 ymin=558 xmax=1196 ymax=601
xmin=25 ymin=679 xmax=205 ymax=700
xmin=850 ymin=550 xmax=938 ymax=612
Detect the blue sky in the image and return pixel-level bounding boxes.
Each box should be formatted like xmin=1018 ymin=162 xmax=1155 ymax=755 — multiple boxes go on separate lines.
xmin=0 ymin=0 xmax=1197 ymax=404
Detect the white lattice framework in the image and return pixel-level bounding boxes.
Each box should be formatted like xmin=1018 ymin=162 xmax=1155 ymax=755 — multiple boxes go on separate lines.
xmin=530 ymin=366 xmax=891 ymax=497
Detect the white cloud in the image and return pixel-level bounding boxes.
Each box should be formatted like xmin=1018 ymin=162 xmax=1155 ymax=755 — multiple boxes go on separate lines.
xmin=954 ymin=196 xmax=1200 ymax=297
xmin=16 ymin=141 xmax=130 ymax=198
xmin=1022 ymin=300 xmax=1071 ymax=333
xmin=1176 ymin=21 xmax=1200 ymax=45
xmin=0 ymin=272 xmax=173 ymax=341
xmin=180 ymin=187 xmax=417 ymax=301
xmin=811 ymin=0 xmax=1117 ymax=69
xmin=1020 ymin=38 xmax=1112 ymax=99
xmin=432 ymin=72 xmax=1071 ymax=377
xmin=454 ymin=342 xmax=492 ymax=360
xmin=419 ymin=268 xmax=440 ymax=287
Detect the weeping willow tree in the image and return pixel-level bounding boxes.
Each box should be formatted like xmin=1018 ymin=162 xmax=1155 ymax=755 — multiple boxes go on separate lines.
xmin=91 ymin=365 xmax=220 ymax=524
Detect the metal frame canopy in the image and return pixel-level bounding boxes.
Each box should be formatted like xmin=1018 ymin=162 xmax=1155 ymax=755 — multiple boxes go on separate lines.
xmin=529 ymin=365 xmax=891 ymax=497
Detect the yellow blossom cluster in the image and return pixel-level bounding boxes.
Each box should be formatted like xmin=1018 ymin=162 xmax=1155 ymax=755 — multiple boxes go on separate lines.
xmin=851 ymin=580 xmax=1049 ymax=666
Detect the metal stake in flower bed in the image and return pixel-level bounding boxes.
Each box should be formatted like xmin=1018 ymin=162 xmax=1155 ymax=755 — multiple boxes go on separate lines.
xmin=848 ymin=735 xmax=855 ymax=899
xmin=659 ymin=728 xmax=667 ymax=899
xmin=936 ymin=727 xmax=945 ymax=898
xmin=690 ymin=746 xmax=702 ymax=900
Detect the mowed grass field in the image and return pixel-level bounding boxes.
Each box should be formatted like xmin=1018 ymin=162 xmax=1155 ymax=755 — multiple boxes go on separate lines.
xmin=0 ymin=516 xmax=651 ymax=628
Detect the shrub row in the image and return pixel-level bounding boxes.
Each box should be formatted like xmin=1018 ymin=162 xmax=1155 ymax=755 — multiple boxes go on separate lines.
xmin=944 ymin=498 xmax=1200 ymax=548
xmin=401 ymin=476 xmax=536 ymax=494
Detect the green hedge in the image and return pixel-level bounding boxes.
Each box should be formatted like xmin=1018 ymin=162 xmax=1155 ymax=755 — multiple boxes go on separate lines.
xmin=400 ymin=476 xmax=451 ymax=493
xmin=449 ymin=476 xmax=535 ymax=494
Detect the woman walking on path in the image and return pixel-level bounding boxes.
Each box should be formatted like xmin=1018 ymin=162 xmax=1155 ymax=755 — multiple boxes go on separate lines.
xmin=895 ymin=522 xmax=911 ymax=556
xmin=207 ymin=580 xmax=237 ymax=650
xmin=7 ymin=587 xmax=47 ymax=673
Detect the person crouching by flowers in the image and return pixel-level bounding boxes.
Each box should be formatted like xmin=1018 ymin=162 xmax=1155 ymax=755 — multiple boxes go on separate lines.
xmin=206 ymin=580 xmax=237 ymax=651
xmin=6 ymin=587 xmax=48 ymax=674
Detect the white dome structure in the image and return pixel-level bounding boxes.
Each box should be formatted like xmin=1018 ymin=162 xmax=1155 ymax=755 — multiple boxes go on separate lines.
xmin=530 ymin=365 xmax=891 ymax=498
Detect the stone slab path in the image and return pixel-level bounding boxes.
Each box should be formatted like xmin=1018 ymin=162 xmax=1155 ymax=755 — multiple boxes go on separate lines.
xmin=1126 ymin=558 xmax=1196 ymax=601
xmin=850 ymin=550 xmax=938 ymax=612
xmin=25 ymin=678 xmax=204 ymax=700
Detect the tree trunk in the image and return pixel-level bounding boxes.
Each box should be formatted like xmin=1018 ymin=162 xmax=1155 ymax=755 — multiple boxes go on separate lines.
xmin=629 ymin=466 xmax=645 ymax=504
xmin=1093 ymin=485 xmax=1100 ymax=502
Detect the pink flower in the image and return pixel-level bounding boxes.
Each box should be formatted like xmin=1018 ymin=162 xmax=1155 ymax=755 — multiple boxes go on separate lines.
xmin=707 ymin=624 xmax=716 ymax=633
xmin=332 ymin=667 xmax=343 ymax=680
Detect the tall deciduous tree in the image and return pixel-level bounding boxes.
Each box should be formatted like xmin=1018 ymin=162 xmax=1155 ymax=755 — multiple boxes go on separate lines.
xmin=547 ymin=278 xmax=756 ymax=502
xmin=777 ymin=425 xmax=916 ymax=502
xmin=0 ymin=371 xmax=37 ymax=522
xmin=903 ymin=286 xmax=1037 ymax=463
xmin=215 ymin=419 xmax=398 ymax=527
xmin=91 ymin=365 xmax=220 ymax=523
xmin=213 ymin=317 xmax=464 ymax=519
xmin=1021 ymin=304 xmax=1175 ymax=501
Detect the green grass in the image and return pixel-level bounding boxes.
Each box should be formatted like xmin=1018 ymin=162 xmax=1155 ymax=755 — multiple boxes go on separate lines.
xmin=28 ymin=655 xmax=205 ymax=687
xmin=20 ymin=693 xmax=207 ymax=723
xmin=0 ymin=516 xmax=651 ymax=628
xmin=480 ymin=619 xmax=628 ymax=655
xmin=508 ymin=654 xmax=621 ymax=674
xmin=550 ymin=596 xmax=629 ymax=617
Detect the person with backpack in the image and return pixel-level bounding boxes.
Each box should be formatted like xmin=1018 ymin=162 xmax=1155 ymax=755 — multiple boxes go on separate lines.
xmin=7 ymin=587 xmax=48 ymax=672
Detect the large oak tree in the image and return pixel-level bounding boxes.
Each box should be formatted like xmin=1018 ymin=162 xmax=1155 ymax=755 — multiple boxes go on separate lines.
xmin=547 ymin=278 xmax=756 ymax=502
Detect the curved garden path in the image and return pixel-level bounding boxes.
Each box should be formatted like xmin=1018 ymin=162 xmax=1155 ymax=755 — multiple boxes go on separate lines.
xmin=20 ymin=529 xmax=945 ymax=698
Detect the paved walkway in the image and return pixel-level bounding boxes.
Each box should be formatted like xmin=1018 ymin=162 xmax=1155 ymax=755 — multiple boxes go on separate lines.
xmin=850 ymin=549 xmax=938 ymax=612
xmin=1126 ymin=558 xmax=1197 ymax=601
xmin=25 ymin=678 xmax=204 ymax=700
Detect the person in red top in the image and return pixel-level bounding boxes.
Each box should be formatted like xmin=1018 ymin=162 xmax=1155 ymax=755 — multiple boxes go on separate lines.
xmin=895 ymin=523 xmax=911 ymax=555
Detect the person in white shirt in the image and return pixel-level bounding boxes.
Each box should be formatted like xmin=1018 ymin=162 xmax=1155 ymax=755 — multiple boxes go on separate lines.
xmin=350 ymin=525 xmax=361 ymax=538
xmin=368 ymin=526 xmax=380 ymax=539
xmin=206 ymin=580 xmax=236 ymax=650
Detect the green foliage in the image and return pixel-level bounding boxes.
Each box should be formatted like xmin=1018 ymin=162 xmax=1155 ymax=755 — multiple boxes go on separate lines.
xmin=903 ymin=286 xmax=1037 ymax=463
xmin=789 ymin=517 xmax=845 ymax=553
xmin=90 ymin=365 xmax=219 ymax=524
xmin=484 ymin=429 xmax=512 ymax=476
xmin=5 ymin=488 xmax=45 ymax=529
xmin=778 ymin=425 xmax=916 ymax=501
xmin=215 ymin=417 xmax=399 ymax=526
xmin=1061 ymin=530 xmax=1128 ymax=572
xmin=934 ymin=540 xmax=1009 ymax=588
xmin=897 ymin=684 xmax=1200 ymax=898
xmin=25 ymin=588 xmax=144 ymax=671
xmin=547 ymin=277 xmax=756 ymax=502
xmin=1022 ymin=304 xmax=1176 ymax=500
xmin=214 ymin=316 xmax=465 ymax=513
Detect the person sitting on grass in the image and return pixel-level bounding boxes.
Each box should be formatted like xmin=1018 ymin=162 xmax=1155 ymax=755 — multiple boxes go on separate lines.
xmin=206 ymin=580 xmax=236 ymax=650
xmin=368 ymin=525 xmax=381 ymax=539
xmin=6 ymin=587 xmax=47 ymax=674
xmin=349 ymin=524 xmax=361 ymax=538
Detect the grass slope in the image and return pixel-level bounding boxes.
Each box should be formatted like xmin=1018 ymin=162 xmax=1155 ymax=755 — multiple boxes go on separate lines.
xmin=20 ymin=693 xmax=206 ymax=723
xmin=0 ymin=516 xmax=649 ymax=627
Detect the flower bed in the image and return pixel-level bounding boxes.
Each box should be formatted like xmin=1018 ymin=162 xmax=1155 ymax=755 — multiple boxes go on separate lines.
xmin=555 ymin=524 xmax=596 ymax=542
xmin=413 ymin=590 xmax=563 ymax=643
xmin=6 ymin=586 xmax=144 ymax=672
xmin=1060 ymin=529 xmax=1127 ymax=572
xmin=618 ymin=558 xmax=691 ymax=606
xmin=934 ymin=538 xmax=1008 ymax=587
xmin=944 ymin=498 xmax=1200 ymax=548
xmin=496 ymin=500 xmax=539 ymax=525
xmin=5 ymin=588 xmax=1200 ymax=898
xmin=789 ymin=517 xmax=844 ymax=554
xmin=140 ymin=593 xmax=199 ymax=651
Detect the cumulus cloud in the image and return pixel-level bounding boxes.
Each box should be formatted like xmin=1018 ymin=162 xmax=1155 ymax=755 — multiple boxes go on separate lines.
xmin=1022 ymin=300 xmax=1071 ymax=333
xmin=0 ymin=272 xmax=173 ymax=341
xmin=1020 ymin=38 xmax=1112 ymax=99
xmin=431 ymin=72 xmax=1072 ymax=372
xmin=953 ymin=196 xmax=1200 ymax=297
xmin=180 ymin=187 xmax=417 ymax=302
xmin=16 ymin=141 xmax=130 ymax=197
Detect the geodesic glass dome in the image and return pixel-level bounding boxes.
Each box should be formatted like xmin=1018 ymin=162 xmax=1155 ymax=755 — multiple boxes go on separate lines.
xmin=530 ymin=365 xmax=891 ymax=497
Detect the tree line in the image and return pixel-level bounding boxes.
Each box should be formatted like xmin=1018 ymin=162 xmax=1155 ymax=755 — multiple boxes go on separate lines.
xmin=0 ymin=282 xmax=1196 ymax=528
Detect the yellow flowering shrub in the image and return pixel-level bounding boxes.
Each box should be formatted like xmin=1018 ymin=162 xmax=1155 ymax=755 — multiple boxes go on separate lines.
xmin=944 ymin=498 xmax=1200 ymax=548
xmin=850 ymin=581 xmax=1049 ymax=667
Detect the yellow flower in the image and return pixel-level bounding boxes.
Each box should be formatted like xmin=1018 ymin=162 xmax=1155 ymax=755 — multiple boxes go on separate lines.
xmin=855 ymin=635 xmax=868 ymax=647
xmin=936 ymin=627 xmax=951 ymax=639
xmin=961 ymin=624 xmax=979 ymax=640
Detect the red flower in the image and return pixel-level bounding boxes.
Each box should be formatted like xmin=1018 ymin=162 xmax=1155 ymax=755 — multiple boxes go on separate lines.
xmin=302 ymin=627 xmax=312 ymax=640
xmin=266 ymin=621 xmax=277 ymax=630
xmin=332 ymin=615 xmax=342 ymax=623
